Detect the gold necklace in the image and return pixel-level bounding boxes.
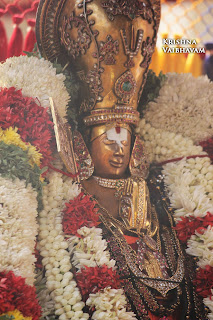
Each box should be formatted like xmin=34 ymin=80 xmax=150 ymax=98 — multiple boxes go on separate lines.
xmin=93 ymin=175 xmax=125 ymax=189
xmin=81 ymin=183 xmax=183 ymax=314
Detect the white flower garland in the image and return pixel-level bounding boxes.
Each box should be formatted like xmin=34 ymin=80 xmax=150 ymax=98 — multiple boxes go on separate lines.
xmin=37 ymin=168 xmax=87 ymax=320
xmin=162 ymin=158 xmax=213 ymax=218
xmin=143 ymin=73 xmax=213 ymax=143
xmin=136 ymin=119 xmax=206 ymax=163
xmin=38 ymin=162 xmax=137 ymax=320
xmin=0 ymin=176 xmax=38 ymax=286
xmin=68 ymin=226 xmax=136 ymax=320
xmin=0 ymin=56 xmax=70 ymax=119
xmin=186 ymin=227 xmax=213 ymax=268
xmin=87 ymin=288 xmax=136 ymax=320
xmin=68 ymin=226 xmax=116 ymax=270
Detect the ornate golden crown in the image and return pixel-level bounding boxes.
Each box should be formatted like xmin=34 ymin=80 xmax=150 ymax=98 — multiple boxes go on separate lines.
xmin=36 ymin=0 xmax=160 ymax=128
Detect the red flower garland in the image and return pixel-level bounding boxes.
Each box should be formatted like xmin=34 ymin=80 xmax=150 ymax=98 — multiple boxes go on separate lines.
xmin=174 ymin=212 xmax=213 ymax=243
xmin=76 ymin=265 xmax=121 ymax=301
xmin=0 ymin=271 xmax=41 ymax=320
xmin=0 ymin=87 xmax=55 ymax=167
xmin=194 ymin=266 xmax=213 ymax=298
xmin=62 ymin=192 xmax=100 ymax=236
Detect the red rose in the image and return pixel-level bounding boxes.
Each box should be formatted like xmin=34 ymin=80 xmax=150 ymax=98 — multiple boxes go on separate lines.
xmin=194 ymin=265 xmax=213 ymax=298
xmin=62 ymin=192 xmax=100 ymax=236
xmin=76 ymin=265 xmax=121 ymax=301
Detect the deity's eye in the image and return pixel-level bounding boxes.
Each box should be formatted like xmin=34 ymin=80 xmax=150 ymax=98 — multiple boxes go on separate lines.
xmin=121 ymin=140 xmax=129 ymax=146
xmin=103 ymin=138 xmax=116 ymax=145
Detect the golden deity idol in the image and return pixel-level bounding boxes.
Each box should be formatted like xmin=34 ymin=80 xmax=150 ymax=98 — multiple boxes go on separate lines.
xmin=36 ymin=1 xmax=205 ymax=319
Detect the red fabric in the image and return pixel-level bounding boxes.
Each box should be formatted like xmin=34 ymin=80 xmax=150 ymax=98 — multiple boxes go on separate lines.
xmin=7 ymin=2 xmax=22 ymax=15
xmin=124 ymin=234 xmax=138 ymax=244
xmin=23 ymin=22 xmax=36 ymax=52
xmin=0 ymin=20 xmax=7 ymax=61
xmin=7 ymin=24 xmax=23 ymax=57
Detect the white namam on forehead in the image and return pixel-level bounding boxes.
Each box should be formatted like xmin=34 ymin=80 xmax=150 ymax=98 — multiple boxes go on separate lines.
xmin=106 ymin=127 xmax=128 ymax=147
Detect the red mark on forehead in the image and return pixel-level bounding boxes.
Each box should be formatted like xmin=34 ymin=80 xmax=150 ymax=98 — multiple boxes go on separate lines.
xmin=115 ymin=126 xmax=121 ymax=134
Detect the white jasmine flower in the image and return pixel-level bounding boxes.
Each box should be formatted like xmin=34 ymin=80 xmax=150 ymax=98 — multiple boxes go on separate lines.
xmin=0 ymin=56 xmax=70 ymax=119
xmin=143 ymin=73 xmax=213 ymax=143
xmin=69 ymin=227 xmax=116 ymax=270
xmin=38 ymin=167 xmax=87 ymax=319
xmin=86 ymin=288 xmax=137 ymax=320
xmin=162 ymin=159 xmax=213 ymax=219
xmin=186 ymin=227 xmax=213 ymax=267
xmin=0 ymin=176 xmax=38 ymax=285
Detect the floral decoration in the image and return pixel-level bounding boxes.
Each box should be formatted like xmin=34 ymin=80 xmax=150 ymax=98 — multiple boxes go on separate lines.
xmin=142 ymin=73 xmax=213 ymax=143
xmin=0 ymin=271 xmax=41 ymax=320
xmin=37 ymin=165 xmax=136 ymax=320
xmin=0 ymin=176 xmax=38 ymax=285
xmin=76 ymin=265 xmax=121 ymax=300
xmin=0 ymin=127 xmax=42 ymax=168
xmin=0 ymin=56 xmax=70 ymax=119
xmin=68 ymin=226 xmax=116 ymax=270
xmin=0 ymin=87 xmax=55 ymax=168
xmin=62 ymin=192 xmax=100 ymax=236
xmin=86 ymin=287 xmax=136 ymax=320
xmin=137 ymin=72 xmax=213 ymax=319
xmin=174 ymin=212 xmax=213 ymax=243
xmin=194 ymin=266 xmax=213 ymax=298
xmin=0 ymin=309 xmax=32 ymax=320
xmin=1 ymin=54 xmax=213 ymax=320
xmin=0 ymin=141 xmax=43 ymax=209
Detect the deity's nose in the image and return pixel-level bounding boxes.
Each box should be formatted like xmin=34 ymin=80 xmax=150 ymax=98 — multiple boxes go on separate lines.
xmin=114 ymin=143 xmax=124 ymax=156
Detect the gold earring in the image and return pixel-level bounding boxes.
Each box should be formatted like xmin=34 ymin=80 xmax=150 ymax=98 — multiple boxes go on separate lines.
xmin=73 ymin=130 xmax=94 ymax=180
xmin=129 ymin=135 xmax=149 ymax=180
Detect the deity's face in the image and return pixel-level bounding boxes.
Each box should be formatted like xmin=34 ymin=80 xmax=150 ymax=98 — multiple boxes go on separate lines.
xmin=90 ymin=126 xmax=131 ymax=179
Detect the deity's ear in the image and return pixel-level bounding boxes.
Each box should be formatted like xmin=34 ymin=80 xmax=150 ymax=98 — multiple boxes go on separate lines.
xmin=73 ymin=130 xmax=94 ymax=180
xmin=129 ymin=135 xmax=149 ymax=180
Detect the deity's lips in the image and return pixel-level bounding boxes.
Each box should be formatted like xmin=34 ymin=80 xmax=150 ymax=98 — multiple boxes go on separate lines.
xmin=109 ymin=160 xmax=124 ymax=168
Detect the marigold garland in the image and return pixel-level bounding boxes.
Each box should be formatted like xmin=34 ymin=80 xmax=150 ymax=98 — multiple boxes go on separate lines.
xmin=0 ymin=271 xmax=41 ymax=320
xmin=0 ymin=127 xmax=42 ymax=168
xmin=0 ymin=310 xmax=32 ymax=320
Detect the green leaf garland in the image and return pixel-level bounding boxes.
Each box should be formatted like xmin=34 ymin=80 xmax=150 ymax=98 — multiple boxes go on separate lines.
xmin=138 ymin=70 xmax=166 ymax=116
xmin=0 ymin=141 xmax=43 ymax=211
